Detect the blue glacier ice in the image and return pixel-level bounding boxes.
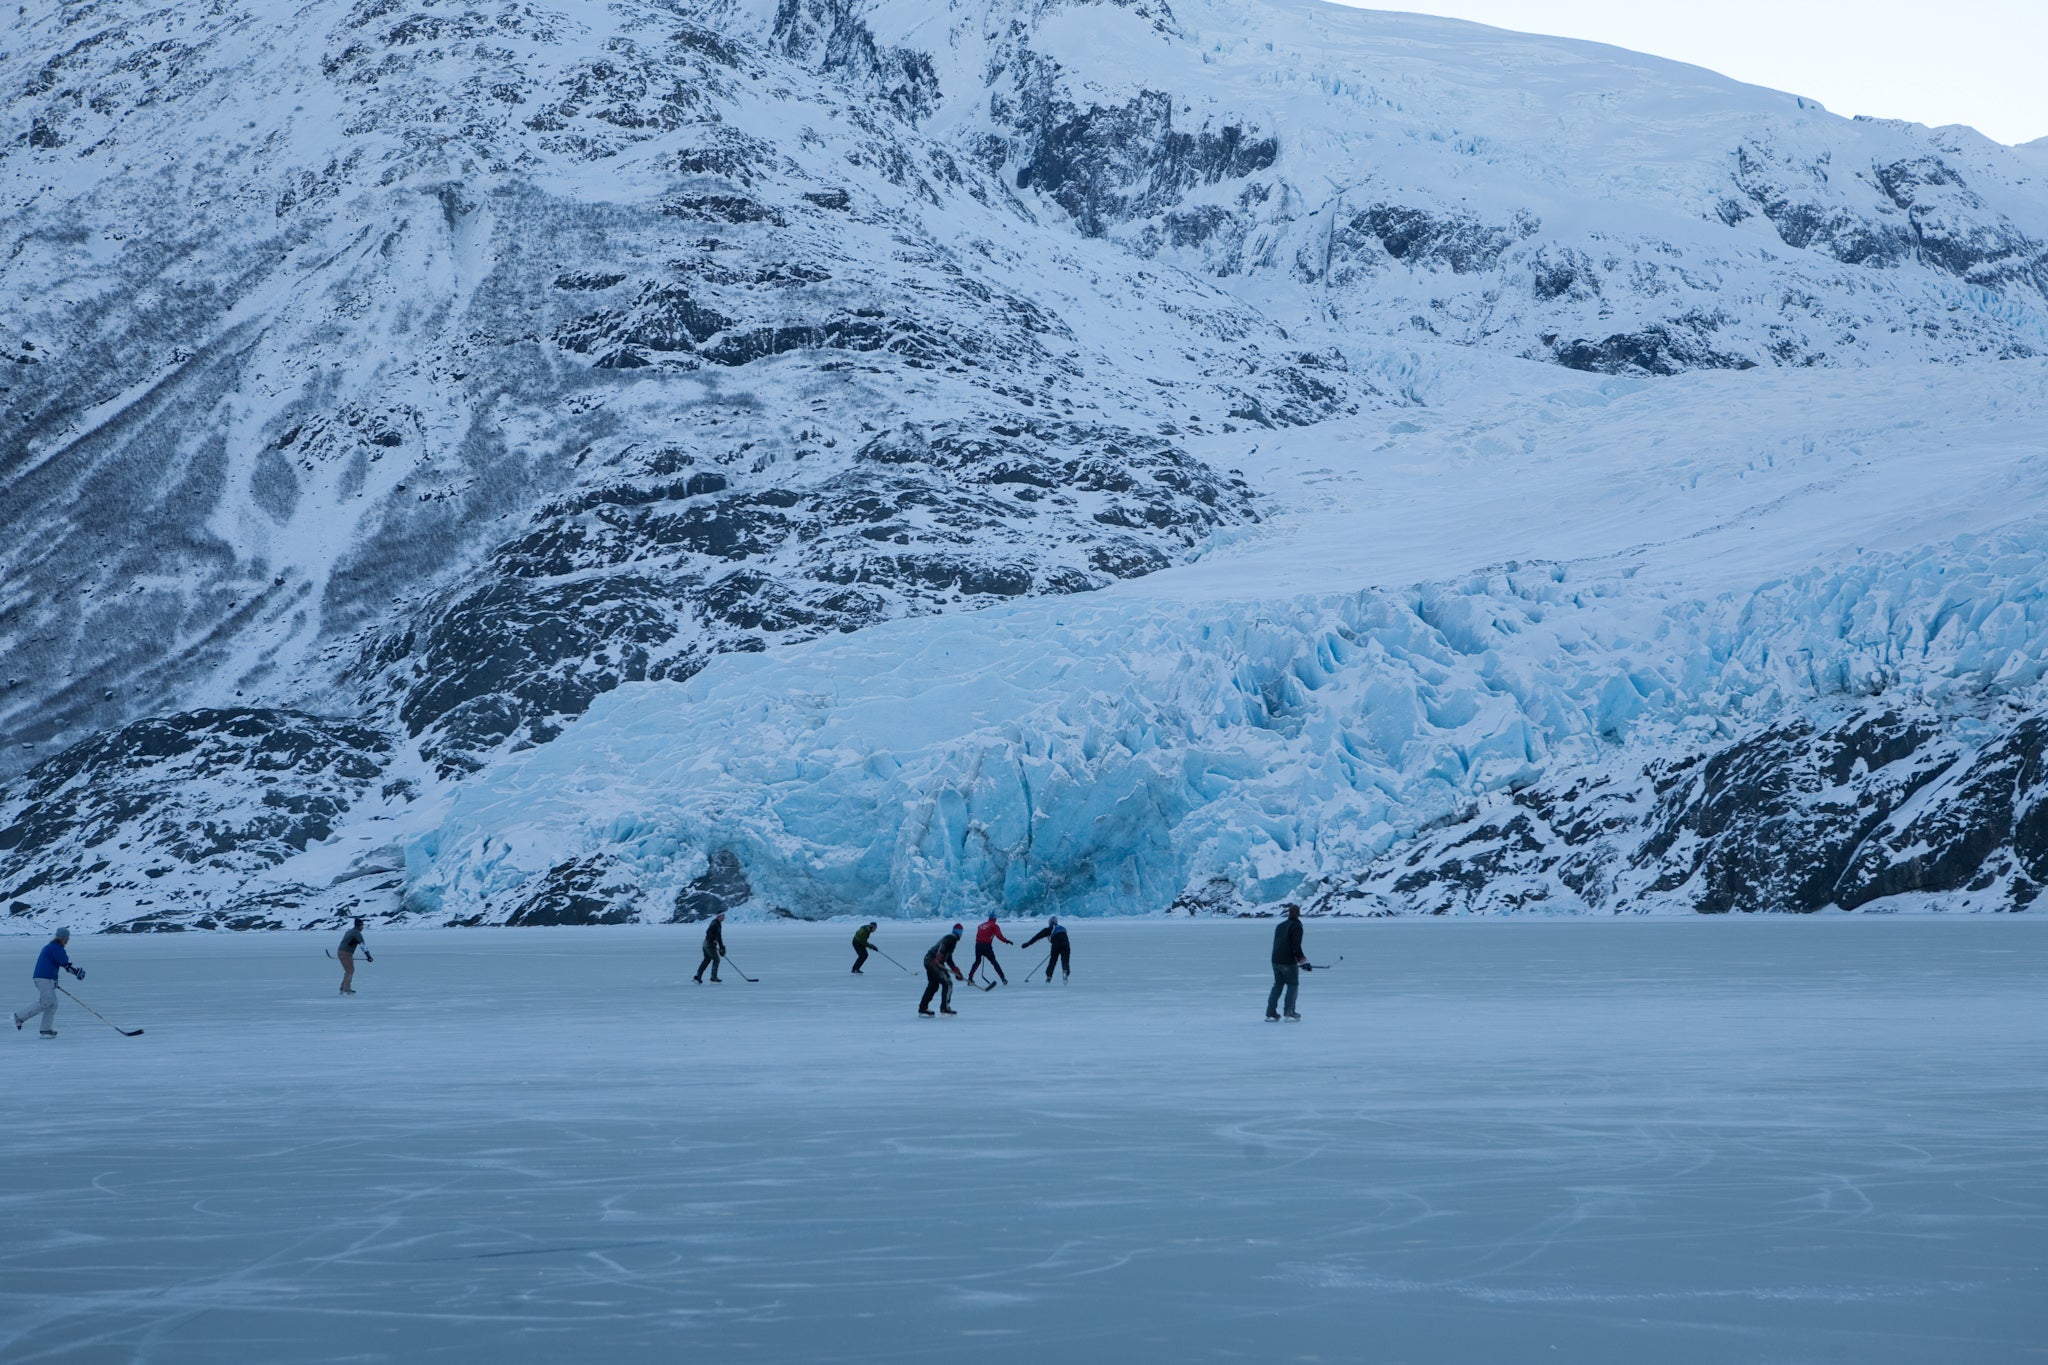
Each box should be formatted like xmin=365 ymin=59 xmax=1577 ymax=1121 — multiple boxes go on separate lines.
xmin=404 ymin=521 xmax=2048 ymax=921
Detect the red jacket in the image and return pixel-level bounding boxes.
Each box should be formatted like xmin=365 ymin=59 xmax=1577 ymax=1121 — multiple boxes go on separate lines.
xmin=975 ymin=920 xmax=1010 ymax=946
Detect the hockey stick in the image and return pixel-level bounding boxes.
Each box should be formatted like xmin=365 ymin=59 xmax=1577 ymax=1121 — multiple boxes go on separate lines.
xmin=1305 ymin=955 xmax=1344 ymax=970
xmin=1025 ymin=952 xmax=1050 ymax=980
xmin=324 ymin=949 xmax=374 ymax=963
xmin=720 ymin=954 xmax=759 ymax=983
xmin=56 ymin=985 xmax=143 ymax=1037
xmin=871 ymin=948 xmax=909 ymax=973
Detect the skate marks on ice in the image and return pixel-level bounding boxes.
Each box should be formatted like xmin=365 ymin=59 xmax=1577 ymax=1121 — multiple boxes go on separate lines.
xmin=0 ymin=919 xmax=2042 ymax=1363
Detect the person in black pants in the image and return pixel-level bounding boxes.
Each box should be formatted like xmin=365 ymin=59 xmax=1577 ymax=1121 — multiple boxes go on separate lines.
xmin=694 ymin=911 xmax=726 ymax=983
xmin=920 ymin=924 xmax=965 ymax=1016
xmin=967 ymin=913 xmax=1011 ymax=985
xmin=1021 ymin=916 xmax=1070 ymax=980
xmin=851 ymin=921 xmax=879 ymax=974
xmin=1266 ymin=904 xmax=1309 ymax=1020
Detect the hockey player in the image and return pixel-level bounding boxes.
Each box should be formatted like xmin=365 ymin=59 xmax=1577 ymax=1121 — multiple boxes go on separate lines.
xmin=851 ymin=921 xmax=880 ymax=974
xmin=12 ymin=927 xmax=83 ymax=1038
xmin=1021 ymin=916 xmax=1070 ymax=981
xmin=967 ymin=912 xmax=1011 ymax=985
xmin=1266 ymin=904 xmax=1310 ymax=1021
xmin=919 ymin=924 xmax=965 ymax=1016
xmin=337 ymin=917 xmax=368 ymax=995
xmin=694 ymin=911 xmax=727 ymax=983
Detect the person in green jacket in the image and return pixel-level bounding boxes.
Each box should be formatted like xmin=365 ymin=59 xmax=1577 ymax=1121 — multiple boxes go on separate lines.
xmin=851 ymin=921 xmax=880 ymax=974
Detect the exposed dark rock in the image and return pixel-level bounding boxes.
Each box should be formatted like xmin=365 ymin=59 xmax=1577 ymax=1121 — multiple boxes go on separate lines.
xmin=556 ymin=284 xmax=732 ymax=357
xmin=1732 ymin=139 xmax=2048 ymax=301
xmin=1734 ymin=142 xmax=1913 ymax=268
xmin=1320 ymin=704 xmax=2045 ymax=915
xmin=1634 ymin=710 xmax=1951 ymax=912
xmin=1013 ymin=86 xmax=1276 ymax=237
xmin=1874 ymin=156 xmax=2048 ymax=294
xmin=1551 ymin=316 xmax=1759 ymax=376
xmin=0 ymin=709 xmax=392 ymax=910
xmin=1529 ymin=248 xmax=1600 ymax=302
xmin=773 ymin=0 xmax=941 ymax=124
xmin=1836 ymin=716 xmax=2048 ymax=906
xmin=661 ymin=194 xmax=786 ymax=226
xmin=385 ymin=575 xmax=680 ymax=772
xmin=1170 ymin=876 xmax=1244 ymax=915
xmin=505 ymin=856 xmax=640 ymax=926
xmin=674 ymin=848 xmax=750 ymax=920
xmin=369 ymin=416 xmax=1254 ymax=772
xmin=1331 ymin=204 xmax=1537 ymax=277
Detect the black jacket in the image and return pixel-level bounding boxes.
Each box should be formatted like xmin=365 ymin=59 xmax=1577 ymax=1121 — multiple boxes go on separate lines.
xmin=1022 ymin=924 xmax=1068 ymax=948
xmin=1271 ymin=917 xmax=1303 ymax=965
xmin=703 ymin=919 xmax=725 ymax=953
xmin=925 ymin=932 xmax=962 ymax=972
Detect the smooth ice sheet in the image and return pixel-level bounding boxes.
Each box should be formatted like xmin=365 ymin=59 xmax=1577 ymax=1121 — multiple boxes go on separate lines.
xmin=1 ymin=918 xmax=2042 ymax=1363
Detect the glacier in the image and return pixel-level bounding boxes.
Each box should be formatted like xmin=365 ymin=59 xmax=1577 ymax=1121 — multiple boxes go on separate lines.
xmin=403 ymin=354 xmax=2048 ymax=922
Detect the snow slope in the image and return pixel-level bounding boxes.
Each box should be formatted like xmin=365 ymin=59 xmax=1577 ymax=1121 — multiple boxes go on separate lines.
xmin=4 ymin=0 xmax=2048 ymax=926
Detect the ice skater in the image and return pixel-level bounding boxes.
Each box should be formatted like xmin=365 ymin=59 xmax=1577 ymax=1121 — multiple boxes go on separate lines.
xmin=13 ymin=927 xmax=83 ymax=1038
xmin=851 ymin=921 xmax=880 ymax=974
xmin=337 ymin=917 xmax=367 ymax=995
xmin=920 ymin=923 xmax=965 ymax=1016
xmin=694 ymin=911 xmax=727 ymax=983
xmin=1266 ymin=904 xmax=1310 ymax=1021
xmin=1021 ymin=916 xmax=1070 ymax=980
xmin=967 ymin=912 xmax=1011 ymax=985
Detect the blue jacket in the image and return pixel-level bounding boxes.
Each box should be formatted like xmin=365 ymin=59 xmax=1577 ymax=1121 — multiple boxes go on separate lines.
xmin=33 ymin=940 xmax=71 ymax=980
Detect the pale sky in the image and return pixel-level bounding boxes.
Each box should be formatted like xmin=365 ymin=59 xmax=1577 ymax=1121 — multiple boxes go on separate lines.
xmin=1340 ymin=2 xmax=2048 ymax=145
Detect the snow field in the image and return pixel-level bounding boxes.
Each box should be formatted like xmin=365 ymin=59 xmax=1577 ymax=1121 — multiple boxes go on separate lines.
xmin=1 ymin=918 xmax=2042 ymax=1363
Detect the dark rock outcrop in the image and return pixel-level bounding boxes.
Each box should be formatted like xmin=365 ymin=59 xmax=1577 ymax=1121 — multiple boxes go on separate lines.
xmin=674 ymin=848 xmax=751 ymax=921
xmin=1014 ymin=87 xmax=1277 ymax=238
xmin=503 ymin=856 xmax=641 ymax=926
xmin=0 ymin=709 xmax=394 ymax=913
xmin=364 ymin=418 xmax=1256 ymax=772
xmin=1321 ymin=704 xmax=2044 ymax=915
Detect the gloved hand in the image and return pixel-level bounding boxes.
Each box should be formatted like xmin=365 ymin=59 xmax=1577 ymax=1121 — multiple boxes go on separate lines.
xmin=1299 ymin=962 xmax=1312 ymax=972
xmin=66 ymin=964 xmax=85 ymax=979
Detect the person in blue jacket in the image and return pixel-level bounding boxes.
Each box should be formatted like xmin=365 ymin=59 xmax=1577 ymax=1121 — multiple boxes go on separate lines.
xmin=12 ymin=927 xmax=84 ymax=1038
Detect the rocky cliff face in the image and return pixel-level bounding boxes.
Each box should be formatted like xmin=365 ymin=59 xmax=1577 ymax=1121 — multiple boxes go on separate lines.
xmin=4 ymin=0 xmax=2046 ymax=927
xmin=1317 ymin=703 xmax=2048 ymax=917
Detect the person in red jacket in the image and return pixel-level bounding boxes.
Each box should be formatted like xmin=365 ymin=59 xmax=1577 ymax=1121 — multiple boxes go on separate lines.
xmin=967 ymin=912 xmax=1011 ymax=985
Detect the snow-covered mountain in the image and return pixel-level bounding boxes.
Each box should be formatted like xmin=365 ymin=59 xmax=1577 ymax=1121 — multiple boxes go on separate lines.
xmin=4 ymin=0 xmax=2046 ymax=929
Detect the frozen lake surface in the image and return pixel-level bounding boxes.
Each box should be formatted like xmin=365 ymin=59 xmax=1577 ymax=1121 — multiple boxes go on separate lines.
xmin=2 ymin=918 xmax=2042 ymax=1363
